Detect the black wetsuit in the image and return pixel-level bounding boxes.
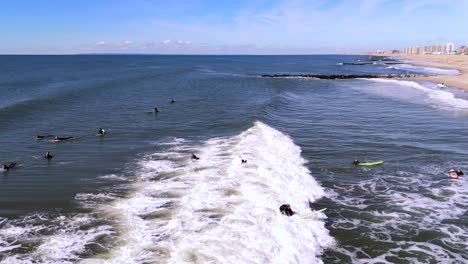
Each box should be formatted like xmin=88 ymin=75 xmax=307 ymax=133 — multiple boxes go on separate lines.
xmin=191 ymin=153 xmax=200 ymax=160
xmin=279 ymin=204 xmax=295 ymax=216
xmin=3 ymin=163 xmax=17 ymax=171
xmin=55 ymin=137 xmax=74 ymax=141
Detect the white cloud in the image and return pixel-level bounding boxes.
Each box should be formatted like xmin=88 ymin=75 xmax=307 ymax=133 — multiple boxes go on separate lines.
xmin=163 ymin=39 xmax=171 ymax=45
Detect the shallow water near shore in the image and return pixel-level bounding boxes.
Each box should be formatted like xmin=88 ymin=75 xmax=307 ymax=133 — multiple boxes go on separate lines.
xmin=0 ymin=55 xmax=467 ymax=263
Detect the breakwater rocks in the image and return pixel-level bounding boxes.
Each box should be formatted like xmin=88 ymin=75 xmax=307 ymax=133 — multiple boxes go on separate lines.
xmin=260 ymin=74 xmax=427 ymax=79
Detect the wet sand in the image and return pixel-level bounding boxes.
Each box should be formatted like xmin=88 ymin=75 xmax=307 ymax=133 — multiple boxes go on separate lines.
xmin=398 ymin=54 xmax=468 ymax=91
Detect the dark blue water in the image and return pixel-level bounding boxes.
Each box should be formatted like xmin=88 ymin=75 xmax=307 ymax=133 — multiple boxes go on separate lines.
xmin=0 ymin=55 xmax=467 ymax=263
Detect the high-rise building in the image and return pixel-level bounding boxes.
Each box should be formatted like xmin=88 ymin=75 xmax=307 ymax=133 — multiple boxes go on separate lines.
xmin=403 ymin=43 xmax=455 ymax=55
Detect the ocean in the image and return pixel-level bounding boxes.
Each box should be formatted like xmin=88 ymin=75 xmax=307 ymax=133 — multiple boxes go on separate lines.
xmin=0 ymin=55 xmax=467 ymax=263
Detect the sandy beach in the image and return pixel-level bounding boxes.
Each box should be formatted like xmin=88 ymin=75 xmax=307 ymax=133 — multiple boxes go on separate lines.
xmin=398 ymin=54 xmax=468 ymax=91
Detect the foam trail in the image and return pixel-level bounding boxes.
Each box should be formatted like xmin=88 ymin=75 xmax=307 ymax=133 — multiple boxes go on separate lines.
xmin=364 ymin=78 xmax=468 ymax=111
xmin=99 ymin=121 xmax=334 ymax=263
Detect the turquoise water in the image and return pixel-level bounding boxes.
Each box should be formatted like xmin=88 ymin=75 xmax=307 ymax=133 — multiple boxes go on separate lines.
xmin=0 ymin=55 xmax=467 ymax=263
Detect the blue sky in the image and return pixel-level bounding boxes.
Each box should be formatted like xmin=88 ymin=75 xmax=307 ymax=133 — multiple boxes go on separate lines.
xmin=1 ymin=0 xmax=467 ymax=54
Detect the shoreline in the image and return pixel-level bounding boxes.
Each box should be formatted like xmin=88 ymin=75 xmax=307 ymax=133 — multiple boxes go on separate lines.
xmin=396 ymin=54 xmax=468 ymax=91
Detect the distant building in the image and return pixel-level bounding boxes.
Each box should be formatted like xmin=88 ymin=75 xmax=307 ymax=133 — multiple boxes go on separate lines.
xmin=456 ymin=45 xmax=468 ymax=55
xmin=403 ymin=43 xmax=455 ymax=55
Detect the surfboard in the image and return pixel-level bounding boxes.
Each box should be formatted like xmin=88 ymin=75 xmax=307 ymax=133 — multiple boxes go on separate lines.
xmin=301 ymin=208 xmax=327 ymax=219
xmin=359 ymin=161 xmax=384 ymax=166
xmin=437 ymin=83 xmax=445 ymax=89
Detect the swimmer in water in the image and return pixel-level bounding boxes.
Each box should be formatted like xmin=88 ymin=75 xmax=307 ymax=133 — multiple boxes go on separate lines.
xmin=154 ymin=107 xmax=159 ymax=113
xmin=241 ymin=159 xmax=247 ymax=163
xmin=191 ymin=153 xmax=200 ymax=160
xmin=44 ymin=152 xmax=53 ymax=160
xmin=97 ymin=128 xmax=106 ymax=135
xmin=353 ymin=159 xmax=360 ymax=165
xmin=170 ymin=98 xmax=175 ymax=104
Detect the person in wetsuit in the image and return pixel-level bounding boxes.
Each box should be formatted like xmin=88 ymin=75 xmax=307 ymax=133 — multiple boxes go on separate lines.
xmin=97 ymin=128 xmax=106 ymax=135
xmin=191 ymin=153 xmax=200 ymax=160
xmin=53 ymin=136 xmax=74 ymax=141
xmin=353 ymin=159 xmax=360 ymax=165
xmin=3 ymin=163 xmax=17 ymax=171
xmin=279 ymin=204 xmax=295 ymax=216
xmin=241 ymin=159 xmax=247 ymax=163
xmin=456 ymin=169 xmax=464 ymax=176
xmin=44 ymin=152 xmax=53 ymax=160
xmin=154 ymin=107 xmax=159 ymax=113
xmin=170 ymin=98 xmax=175 ymax=104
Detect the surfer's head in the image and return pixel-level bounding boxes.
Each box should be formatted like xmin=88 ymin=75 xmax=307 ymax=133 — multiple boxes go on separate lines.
xmin=353 ymin=159 xmax=360 ymax=165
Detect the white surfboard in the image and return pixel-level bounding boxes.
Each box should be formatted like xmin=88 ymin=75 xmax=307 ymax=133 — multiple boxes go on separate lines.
xmin=301 ymin=208 xmax=327 ymax=219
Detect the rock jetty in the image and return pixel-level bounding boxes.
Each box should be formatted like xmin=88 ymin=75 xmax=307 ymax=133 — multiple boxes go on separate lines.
xmin=260 ymin=74 xmax=427 ymax=79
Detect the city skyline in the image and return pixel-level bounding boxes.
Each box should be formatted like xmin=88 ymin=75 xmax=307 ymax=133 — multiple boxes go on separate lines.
xmin=1 ymin=0 xmax=468 ymax=54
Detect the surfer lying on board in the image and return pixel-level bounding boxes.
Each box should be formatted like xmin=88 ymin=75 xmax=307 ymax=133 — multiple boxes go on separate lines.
xmin=2 ymin=163 xmax=17 ymax=171
xmin=51 ymin=136 xmax=74 ymax=142
xmin=34 ymin=135 xmax=54 ymax=140
xmin=279 ymin=204 xmax=295 ymax=216
xmin=241 ymin=159 xmax=247 ymax=163
xmin=353 ymin=159 xmax=384 ymax=166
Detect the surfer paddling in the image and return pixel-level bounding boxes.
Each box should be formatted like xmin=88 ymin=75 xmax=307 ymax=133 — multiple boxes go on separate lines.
xmin=2 ymin=163 xmax=17 ymax=171
xmin=51 ymin=136 xmax=74 ymax=142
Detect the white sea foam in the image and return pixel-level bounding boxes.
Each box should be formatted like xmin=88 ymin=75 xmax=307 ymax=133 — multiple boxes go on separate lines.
xmin=361 ymin=78 xmax=468 ymax=111
xmin=0 ymin=214 xmax=115 ymax=263
xmin=327 ymin=171 xmax=468 ymax=263
xmin=98 ymin=121 xmax=334 ymax=263
xmin=395 ymin=64 xmax=460 ymax=75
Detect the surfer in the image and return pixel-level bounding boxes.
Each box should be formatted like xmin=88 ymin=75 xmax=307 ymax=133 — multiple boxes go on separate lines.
xmin=44 ymin=152 xmax=53 ymax=160
xmin=170 ymin=98 xmax=175 ymax=104
xmin=154 ymin=107 xmax=159 ymax=113
xmin=279 ymin=204 xmax=295 ymax=216
xmin=456 ymin=169 xmax=464 ymax=176
xmin=191 ymin=153 xmax=200 ymax=160
xmin=353 ymin=159 xmax=360 ymax=165
xmin=52 ymin=136 xmax=74 ymax=141
xmin=241 ymin=159 xmax=247 ymax=163
xmin=2 ymin=163 xmax=17 ymax=171
xmin=97 ymin=128 xmax=106 ymax=135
